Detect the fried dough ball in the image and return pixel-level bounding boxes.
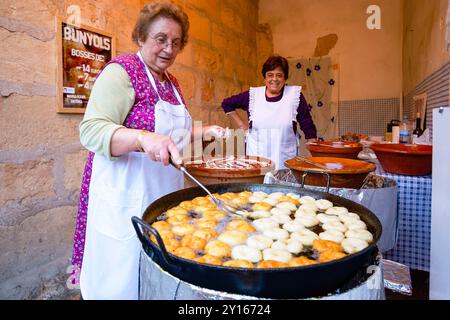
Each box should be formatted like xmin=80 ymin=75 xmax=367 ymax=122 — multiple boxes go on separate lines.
xmin=194 ymin=218 xmax=218 ymax=229
xmin=178 ymin=201 xmax=196 ymax=211
xmin=262 ymin=248 xmax=292 ymax=263
xmin=167 ymin=214 xmax=189 ymax=225
xmin=276 ymin=201 xmax=298 ymax=211
xmin=163 ymin=238 xmax=181 ymax=253
xmin=181 ymin=234 xmax=207 ymax=251
xmin=205 ymin=240 xmax=231 ymax=258
xmin=230 ymin=196 xmax=250 ymax=206
xmin=202 ymin=209 xmax=226 ymax=220
xmin=249 ymin=195 xmax=265 ymax=203
xmin=290 ymin=229 xmax=319 ymax=246
xmin=345 ymin=229 xmax=373 ymax=243
xmin=192 ymin=196 xmax=211 ymax=206
xmin=315 ymin=199 xmax=334 ymax=211
xmin=299 ymin=196 xmax=316 ymax=204
xmin=319 ymin=230 xmax=345 ymax=243
xmin=223 ymin=259 xmax=254 ymax=268
xmin=165 ymin=207 xmax=188 ymax=217
xmin=318 ymin=250 xmax=347 ymax=263
xmin=193 ymin=254 xmax=223 ymax=266
xmin=257 ymin=260 xmax=289 ymax=269
xmin=282 ymin=220 xmax=305 ymax=233
xmin=339 ymin=212 xmax=361 ymax=224
xmin=271 ymin=240 xmax=287 ymax=250
xmin=252 ymin=218 xmax=279 ymax=231
xmin=252 ymin=202 xmax=273 ymax=211
xmin=153 ymin=228 xmax=174 ymax=240
xmin=288 ymin=256 xmax=318 ymax=267
xmin=171 ymin=223 xmax=196 ymax=237
xmin=286 ymin=193 xmax=301 ymax=200
xmin=286 ymin=239 xmax=303 ymax=254
xmin=253 ymin=191 xmax=268 ymax=198
xmin=193 ymin=228 xmax=218 ymax=241
xmin=246 ymin=234 xmax=273 ymax=250
xmin=173 ymin=246 xmax=196 ymax=260
xmin=277 ymin=196 xmax=300 ymax=205
xmin=322 ymin=221 xmax=348 ymax=233
xmin=194 ymin=203 xmax=217 ymax=214
xmin=262 ymin=197 xmax=279 ymax=206
xmin=218 ymin=230 xmax=248 ymax=246
xmin=299 ymin=202 xmax=319 ymax=213
xmin=317 ymin=213 xmax=341 ymax=224
xmin=271 ymin=213 xmax=292 ymax=224
xmin=270 ymin=207 xmax=291 ymax=215
xmin=238 ymin=191 xmax=253 ymax=198
xmin=149 ymin=229 xmax=174 ymax=245
xmin=151 ymin=220 xmax=171 ymax=232
xmin=312 ymin=239 xmax=344 ymax=253
xmin=263 ymin=228 xmax=289 ymax=241
xmin=341 ymin=238 xmax=369 ymax=254
xmin=326 ymin=206 xmax=349 ymax=216
xmin=268 ymin=192 xmax=284 ymax=200
xmin=248 ymin=210 xmax=271 ymax=219
xmin=231 ymin=245 xmax=262 ymax=262
xmin=346 ymin=220 xmax=368 ymax=230
xmin=295 ymin=214 xmax=320 ymax=228
xmin=225 ymin=219 xmax=256 ymax=233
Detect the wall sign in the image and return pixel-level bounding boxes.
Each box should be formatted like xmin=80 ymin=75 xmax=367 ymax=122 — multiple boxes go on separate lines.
xmin=56 ymin=18 xmax=115 ymax=113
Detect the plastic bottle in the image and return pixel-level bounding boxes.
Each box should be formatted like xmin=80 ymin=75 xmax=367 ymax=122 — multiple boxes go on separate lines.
xmin=385 ymin=120 xmax=400 ymax=142
xmin=399 ymin=115 xmax=411 ymax=144
xmin=392 ymin=125 xmax=400 ymax=143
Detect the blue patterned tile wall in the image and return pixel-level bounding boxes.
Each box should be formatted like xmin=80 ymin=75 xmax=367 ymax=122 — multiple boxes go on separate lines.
xmin=338 ymin=98 xmax=400 ymax=136
xmin=404 ymin=61 xmax=450 ymax=136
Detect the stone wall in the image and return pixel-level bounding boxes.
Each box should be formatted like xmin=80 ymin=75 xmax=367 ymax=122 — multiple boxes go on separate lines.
xmin=0 ymin=0 xmax=263 ymax=299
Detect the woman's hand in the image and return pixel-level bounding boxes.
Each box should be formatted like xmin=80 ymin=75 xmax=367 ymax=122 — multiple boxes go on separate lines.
xmin=137 ymin=131 xmax=182 ymax=166
xmin=203 ymin=125 xmax=230 ymax=139
xmin=227 ymin=111 xmax=247 ymax=130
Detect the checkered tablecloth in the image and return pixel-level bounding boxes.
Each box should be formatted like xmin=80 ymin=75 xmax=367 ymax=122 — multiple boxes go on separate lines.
xmin=374 ymin=162 xmax=432 ymax=271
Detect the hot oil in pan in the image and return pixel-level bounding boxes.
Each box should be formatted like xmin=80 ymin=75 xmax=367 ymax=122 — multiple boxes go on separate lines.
xmin=150 ymin=193 xmax=375 ymax=267
xmin=155 ymin=201 xmax=326 ymax=265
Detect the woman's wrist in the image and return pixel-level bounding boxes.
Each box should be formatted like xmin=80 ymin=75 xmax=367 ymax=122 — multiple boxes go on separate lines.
xmin=135 ymin=130 xmax=150 ymax=152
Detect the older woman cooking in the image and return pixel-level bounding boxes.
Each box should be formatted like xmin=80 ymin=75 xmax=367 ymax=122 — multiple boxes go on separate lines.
xmin=70 ymin=1 xmax=226 ymax=300
xmin=222 ymin=55 xmax=317 ymax=169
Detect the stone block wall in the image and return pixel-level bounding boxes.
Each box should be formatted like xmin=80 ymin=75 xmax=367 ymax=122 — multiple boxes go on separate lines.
xmin=0 ymin=0 xmax=269 ymax=299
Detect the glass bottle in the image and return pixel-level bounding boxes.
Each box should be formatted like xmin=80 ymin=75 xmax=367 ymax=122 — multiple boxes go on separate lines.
xmin=399 ymin=115 xmax=411 ymax=144
xmin=412 ymin=112 xmax=423 ymax=140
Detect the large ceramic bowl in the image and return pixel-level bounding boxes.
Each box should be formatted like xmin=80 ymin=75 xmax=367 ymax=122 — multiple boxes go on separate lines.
xmin=307 ymin=141 xmax=363 ymax=159
xmin=183 ymin=155 xmax=274 ymax=186
xmin=285 ymin=157 xmax=376 ymax=189
xmin=369 ymin=143 xmax=432 ymax=176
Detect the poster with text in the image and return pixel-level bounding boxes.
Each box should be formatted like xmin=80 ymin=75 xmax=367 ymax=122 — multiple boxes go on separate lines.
xmin=57 ymin=19 xmax=115 ymax=113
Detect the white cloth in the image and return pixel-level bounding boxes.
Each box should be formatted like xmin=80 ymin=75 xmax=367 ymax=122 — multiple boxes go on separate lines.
xmin=80 ymin=52 xmax=192 ymax=300
xmin=246 ymin=86 xmax=301 ymax=170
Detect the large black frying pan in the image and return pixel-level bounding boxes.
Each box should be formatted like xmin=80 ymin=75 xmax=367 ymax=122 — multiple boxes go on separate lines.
xmin=132 ymin=183 xmax=382 ymax=299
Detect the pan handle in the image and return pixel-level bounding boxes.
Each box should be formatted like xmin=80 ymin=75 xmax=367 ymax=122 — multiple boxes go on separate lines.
xmin=131 ymin=216 xmax=176 ymax=266
xmin=301 ymin=170 xmax=331 ymax=193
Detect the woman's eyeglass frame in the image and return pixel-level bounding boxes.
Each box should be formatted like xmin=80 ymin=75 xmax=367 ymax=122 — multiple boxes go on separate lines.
xmin=149 ymin=34 xmax=182 ymax=51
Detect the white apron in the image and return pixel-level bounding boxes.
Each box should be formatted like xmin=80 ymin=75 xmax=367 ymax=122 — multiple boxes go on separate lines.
xmin=246 ymin=86 xmax=301 ymax=170
xmin=80 ymin=52 xmax=192 ymax=300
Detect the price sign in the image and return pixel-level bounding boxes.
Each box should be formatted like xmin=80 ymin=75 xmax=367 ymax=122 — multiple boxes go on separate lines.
xmin=56 ymin=19 xmax=115 ymax=113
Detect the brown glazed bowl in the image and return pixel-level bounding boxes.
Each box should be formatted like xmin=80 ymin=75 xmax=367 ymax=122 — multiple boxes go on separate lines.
xmin=369 ymin=143 xmax=432 ymax=176
xmin=306 ymin=141 xmax=363 ymax=159
xmin=285 ymin=157 xmax=376 ymax=189
xmin=183 ymin=155 xmax=275 ymax=186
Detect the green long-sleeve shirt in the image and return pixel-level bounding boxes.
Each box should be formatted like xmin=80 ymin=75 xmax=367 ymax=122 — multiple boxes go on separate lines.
xmin=79 ymin=63 xmax=135 ymax=160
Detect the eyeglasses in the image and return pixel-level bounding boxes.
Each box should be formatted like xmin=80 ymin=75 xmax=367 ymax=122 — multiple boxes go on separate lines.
xmin=149 ymin=34 xmax=182 ymax=51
